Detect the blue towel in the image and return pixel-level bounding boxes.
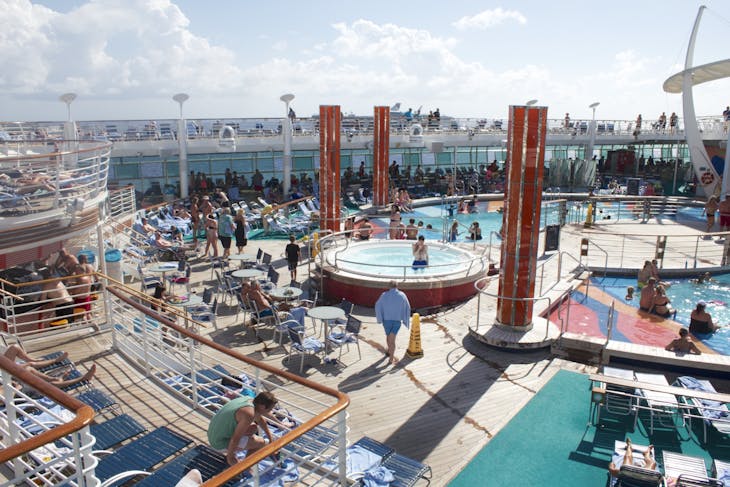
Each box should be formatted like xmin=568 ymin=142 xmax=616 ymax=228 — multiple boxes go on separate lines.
xmin=718 ymin=468 xmax=730 ymax=487
xmin=362 ymin=466 xmax=395 ymax=487
xmin=289 ymin=307 xmax=307 ymax=327
xmin=302 ymin=337 xmax=324 ymax=352
xmin=239 ymin=456 xmax=299 ymax=486
xmin=676 ymin=376 xmax=728 ymax=419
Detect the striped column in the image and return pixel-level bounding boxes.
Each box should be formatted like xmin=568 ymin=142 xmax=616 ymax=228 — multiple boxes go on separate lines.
xmin=496 ymin=105 xmax=548 ymax=330
xmin=319 ymin=105 xmax=342 ymax=233
xmin=372 ymin=106 xmax=390 ymax=207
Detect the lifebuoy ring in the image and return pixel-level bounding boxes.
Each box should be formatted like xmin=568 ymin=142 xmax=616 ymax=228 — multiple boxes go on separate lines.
xmin=409 ymin=124 xmax=423 ymax=137
xmin=701 ymin=172 xmax=715 ymax=185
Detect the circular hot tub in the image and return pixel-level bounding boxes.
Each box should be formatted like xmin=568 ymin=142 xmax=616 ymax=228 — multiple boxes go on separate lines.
xmin=318 ymin=240 xmax=488 ymax=308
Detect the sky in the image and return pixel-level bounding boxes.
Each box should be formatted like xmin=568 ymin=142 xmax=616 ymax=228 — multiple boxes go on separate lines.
xmin=2 ymin=0 xmax=730 ymax=122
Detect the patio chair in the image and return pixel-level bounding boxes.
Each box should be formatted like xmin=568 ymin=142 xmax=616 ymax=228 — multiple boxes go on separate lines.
xmin=272 ymin=312 xmax=301 ymax=346
xmin=256 ymin=252 xmax=273 ymax=271
xmin=663 ymin=451 xmax=710 ymax=486
xmin=90 ymin=414 xmax=147 ymax=450
xmin=326 ymin=315 xmax=362 ymax=364
xmin=167 ymin=261 xmax=191 ymax=294
xmin=137 ymin=263 xmax=162 ymax=294
xmin=209 ymin=256 xmax=229 ymax=280
xmin=190 ymin=299 xmax=218 ymax=329
xmin=673 ymin=376 xmax=730 ymax=443
xmin=93 ymin=426 xmax=193 ymax=486
xmin=286 ymin=326 xmax=326 ymax=373
xmin=235 ymin=293 xmax=253 ymax=323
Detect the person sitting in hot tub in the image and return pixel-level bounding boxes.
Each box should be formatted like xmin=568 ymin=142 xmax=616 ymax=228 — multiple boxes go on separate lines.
xmin=689 ymin=301 xmax=719 ymax=334
xmin=412 ymin=235 xmax=428 ymax=270
xmin=467 ymin=221 xmax=482 ymax=240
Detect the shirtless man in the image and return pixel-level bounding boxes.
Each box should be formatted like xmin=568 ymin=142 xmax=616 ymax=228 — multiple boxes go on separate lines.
xmin=53 ymin=248 xmax=79 ymax=277
xmin=70 ymin=264 xmax=93 ymax=322
xmin=241 ymin=281 xmax=275 ymax=317
xmin=639 ymin=278 xmax=656 ymax=312
xmin=665 ymin=328 xmax=701 ymax=354
xmin=38 ymin=268 xmax=75 ymax=322
xmin=405 ymin=219 xmax=419 ymax=240
xmin=358 ymin=218 xmax=373 ymax=240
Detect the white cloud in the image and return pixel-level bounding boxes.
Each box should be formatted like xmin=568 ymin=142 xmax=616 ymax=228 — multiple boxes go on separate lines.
xmin=0 ymin=0 xmax=242 ymax=98
xmin=452 ymin=8 xmax=527 ymax=31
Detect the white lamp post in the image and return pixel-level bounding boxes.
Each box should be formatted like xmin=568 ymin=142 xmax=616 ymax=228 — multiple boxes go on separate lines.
xmin=280 ymin=93 xmax=295 ymax=200
xmin=587 ymin=101 xmax=600 ymax=164
xmin=59 ymin=93 xmax=77 ymax=122
xmin=173 ymin=93 xmax=190 ymax=198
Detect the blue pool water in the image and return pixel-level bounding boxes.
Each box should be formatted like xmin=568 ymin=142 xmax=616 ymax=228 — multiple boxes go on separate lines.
xmin=592 ymin=274 xmax=730 ymax=354
xmin=375 ymin=200 xmax=703 ymax=243
xmin=332 ymin=243 xmax=474 ymax=277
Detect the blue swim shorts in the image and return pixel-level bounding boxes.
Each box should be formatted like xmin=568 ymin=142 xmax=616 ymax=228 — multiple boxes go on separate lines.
xmin=383 ymin=319 xmax=401 ymax=335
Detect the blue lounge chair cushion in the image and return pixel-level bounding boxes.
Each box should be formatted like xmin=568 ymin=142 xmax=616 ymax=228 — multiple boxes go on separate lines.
xmin=76 ymin=389 xmax=117 ymax=413
xmin=135 ymin=445 xmax=241 ymax=487
xmin=90 ymin=414 xmax=147 ymax=450
xmin=95 ymin=426 xmax=192 ymax=486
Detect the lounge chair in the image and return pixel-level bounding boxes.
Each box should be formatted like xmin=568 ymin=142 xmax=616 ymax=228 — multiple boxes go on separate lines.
xmin=663 ymin=451 xmax=710 ymax=486
xmin=634 ymin=372 xmax=678 ymax=433
xmin=321 ymin=436 xmax=394 ymax=482
xmin=90 ymin=414 xmax=147 ymax=450
xmin=93 ymin=427 xmax=193 ymax=486
xmin=345 ymin=436 xmax=432 ymax=487
xmin=609 ymin=441 xmax=662 ymax=487
xmin=673 ymin=376 xmax=730 ymax=443
xmin=76 ymin=388 xmax=121 ymax=415
xmin=133 ymin=445 xmax=239 ymax=487
xmin=593 ymin=367 xmax=637 ymax=425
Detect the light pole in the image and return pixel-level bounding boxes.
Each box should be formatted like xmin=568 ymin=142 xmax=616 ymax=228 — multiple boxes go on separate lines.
xmin=59 ymin=93 xmax=77 ymax=122
xmin=587 ymin=101 xmax=600 ymax=166
xmin=280 ymin=93 xmax=295 ymax=201
xmin=525 ymin=99 xmax=538 ymax=106
xmin=173 ymin=93 xmax=190 ymax=198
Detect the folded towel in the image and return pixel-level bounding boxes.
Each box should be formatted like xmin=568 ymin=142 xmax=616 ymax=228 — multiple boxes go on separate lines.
xmin=676 ymin=376 xmax=708 ymax=392
xmin=302 ymin=337 xmax=324 ymax=351
xmin=362 ymin=466 xmax=395 ymax=487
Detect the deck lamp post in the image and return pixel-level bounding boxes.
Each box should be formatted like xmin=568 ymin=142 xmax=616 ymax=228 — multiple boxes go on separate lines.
xmin=525 ymin=99 xmax=538 ymax=106
xmin=173 ymin=93 xmax=190 ymax=199
xmin=280 ymin=93 xmax=295 ymax=203
xmin=59 ymin=93 xmax=77 ymax=122
xmin=587 ymin=102 xmax=601 ymax=173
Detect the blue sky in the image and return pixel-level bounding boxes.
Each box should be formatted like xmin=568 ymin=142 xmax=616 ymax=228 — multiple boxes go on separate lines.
xmin=2 ymin=0 xmax=730 ymax=122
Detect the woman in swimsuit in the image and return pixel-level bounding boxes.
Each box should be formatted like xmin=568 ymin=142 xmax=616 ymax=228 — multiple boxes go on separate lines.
xmin=205 ymin=214 xmax=219 ymax=258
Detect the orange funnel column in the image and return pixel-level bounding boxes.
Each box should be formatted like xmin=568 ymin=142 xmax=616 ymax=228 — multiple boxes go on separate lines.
xmin=372 ymin=106 xmax=390 ymax=207
xmin=497 ymin=105 xmax=548 ymax=329
xmin=319 ymin=105 xmax=342 ymax=233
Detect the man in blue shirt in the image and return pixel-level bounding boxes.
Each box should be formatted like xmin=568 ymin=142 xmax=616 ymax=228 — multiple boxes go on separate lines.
xmin=375 ymin=281 xmax=411 ymax=365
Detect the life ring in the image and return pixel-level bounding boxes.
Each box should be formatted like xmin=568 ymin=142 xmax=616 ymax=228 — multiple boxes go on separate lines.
xmin=701 ymin=172 xmax=715 ymax=185
xmin=409 ymin=124 xmax=423 ymax=137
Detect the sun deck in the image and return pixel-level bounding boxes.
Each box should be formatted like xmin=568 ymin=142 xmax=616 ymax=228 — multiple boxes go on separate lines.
xmin=4 ymin=208 xmax=730 ymax=485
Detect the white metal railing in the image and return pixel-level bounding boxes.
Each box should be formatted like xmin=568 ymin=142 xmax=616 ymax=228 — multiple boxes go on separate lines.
xmin=0 ymin=282 xmax=349 ymax=487
xmin=0 ymin=273 xmax=108 ymax=339
xmin=579 ymin=231 xmax=730 ymax=270
xmin=0 ymin=141 xmax=111 ymax=217
xmin=107 ymin=185 xmax=136 ymax=219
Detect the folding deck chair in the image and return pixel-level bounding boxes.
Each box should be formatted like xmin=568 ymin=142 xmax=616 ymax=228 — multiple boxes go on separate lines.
xmin=76 ymin=388 xmax=120 ymax=415
xmin=347 ymin=436 xmax=432 ymax=487
xmin=673 ymin=376 xmax=730 ymax=443
xmin=609 ymin=441 xmax=662 ymax=487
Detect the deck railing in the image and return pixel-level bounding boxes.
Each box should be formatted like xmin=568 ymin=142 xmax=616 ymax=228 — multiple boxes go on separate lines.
xmin=0 ymin=279 xmax=350 ymax=487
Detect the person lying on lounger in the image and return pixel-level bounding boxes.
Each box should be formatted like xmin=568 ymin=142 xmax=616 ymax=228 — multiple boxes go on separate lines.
xmin=608 ymin=438 xmax=657 ymax=477
xmin=1 ymin=344 xmax=96 ymax=388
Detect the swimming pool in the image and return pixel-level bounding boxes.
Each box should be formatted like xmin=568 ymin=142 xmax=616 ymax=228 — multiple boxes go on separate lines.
xmin=374 ymin=199 xmax=703 ymax=243
xmin=591 ymin=274 xmax=730 ymax=354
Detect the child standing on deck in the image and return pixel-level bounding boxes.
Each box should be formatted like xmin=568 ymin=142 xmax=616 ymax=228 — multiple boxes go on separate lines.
xmin=285 ymin=235 xmax=301 ymax=283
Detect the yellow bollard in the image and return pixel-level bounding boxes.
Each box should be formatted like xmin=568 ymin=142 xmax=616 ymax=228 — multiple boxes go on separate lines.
xmin=406 ymin=313 xmax=424 ymax=359
xmin=584 ymin=202 xmax=593 ymax=227
xmin=311 ymin=232 xmax=320 ymax=258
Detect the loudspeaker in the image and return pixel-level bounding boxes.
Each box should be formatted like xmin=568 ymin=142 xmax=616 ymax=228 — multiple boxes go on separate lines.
xmin=544 ymin=225 xmax=560 ymax=252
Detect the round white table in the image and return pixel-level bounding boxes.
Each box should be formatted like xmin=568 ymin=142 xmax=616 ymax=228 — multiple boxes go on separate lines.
xmin=165 ymin=294 xmax=204 ymax=309
xmin=231 ymin=268 xmax=265 ymax=279
xmin=147 ymin=262 xmax=180 ymax=280
xmin=307 ymin=306 xmax=346 ymax=337
xmin=228 ymin=253 xmax=257 ymax=268
xmin=268 ymin=286 xmax=304 ymax=302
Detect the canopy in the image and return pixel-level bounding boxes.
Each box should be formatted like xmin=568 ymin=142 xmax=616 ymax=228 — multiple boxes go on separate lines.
xmin=663 ymin=58 xmax=730 ymax=93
